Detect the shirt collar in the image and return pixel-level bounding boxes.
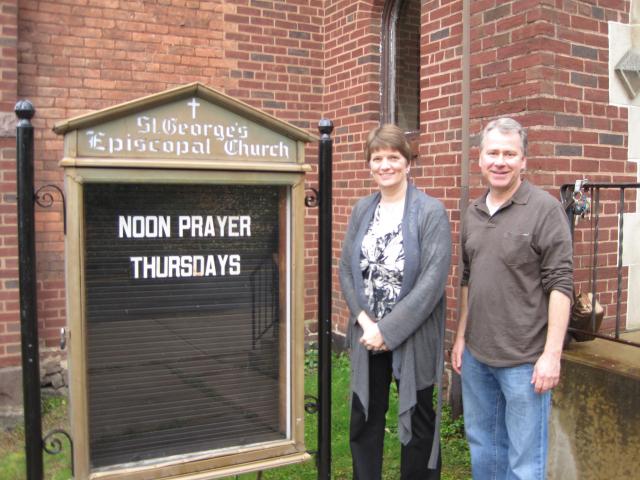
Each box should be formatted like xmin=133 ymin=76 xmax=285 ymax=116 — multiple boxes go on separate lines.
xmin=473 ymin=179 xmax=532 ymax=213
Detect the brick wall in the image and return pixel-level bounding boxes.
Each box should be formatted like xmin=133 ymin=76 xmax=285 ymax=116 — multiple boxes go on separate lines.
xmin=324 ymin=0 xmax=386 ymax=340
xmin=221 ymin=0 xmax=324 ymax=339
xmin=4 ymin=0 xmax=324 ymax=367
xmin=1 ymin=0 xmax=636 ymax=368
xmin=329 ymin=0 xmax=635 ymax=346
xmin=322 ymin=0 xmax=467 ymax=342
xmin=0 ymin=0 xmax=18 ymax=368
xmin=419 ymin=0 xmax=464 ymax=337
xmin=467 ymin=0 xmax=635 ymax=334
xmin=16 ymin=0 xmax=236 ymax=360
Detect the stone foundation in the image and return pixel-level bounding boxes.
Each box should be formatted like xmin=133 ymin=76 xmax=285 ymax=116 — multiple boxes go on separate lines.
xmin=0 ymin=352 xmax=68 ymax=430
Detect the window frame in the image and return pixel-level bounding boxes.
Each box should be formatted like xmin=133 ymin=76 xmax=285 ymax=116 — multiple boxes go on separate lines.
xmin=381 ymin=0 xmax=421 ymax=141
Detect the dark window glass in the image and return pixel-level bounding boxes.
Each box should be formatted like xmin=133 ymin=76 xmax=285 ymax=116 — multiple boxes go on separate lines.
xmin=84 ymin=183 xmax=287 ymax=469
xmin=395 ymin=0 xmax=420 ymax=132
xmin=382 ymin=0 xmax=421 ymax=134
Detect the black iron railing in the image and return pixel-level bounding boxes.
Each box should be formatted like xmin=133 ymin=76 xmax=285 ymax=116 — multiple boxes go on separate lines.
xmin=561 ymin=180 xmax=640 ymax=348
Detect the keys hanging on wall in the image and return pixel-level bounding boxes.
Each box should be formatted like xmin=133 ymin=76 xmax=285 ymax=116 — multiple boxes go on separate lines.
xmin=572 ymin=179 xmax=591 ymax=225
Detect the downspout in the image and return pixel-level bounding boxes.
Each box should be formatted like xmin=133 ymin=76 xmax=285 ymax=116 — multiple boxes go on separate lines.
xmin=458 ymin=1 xmax=470 ymax=320
xmin=461 ymin=0 xmax=470 ymax=215
xmin=451 ymin=0 xmax=471 ymax=418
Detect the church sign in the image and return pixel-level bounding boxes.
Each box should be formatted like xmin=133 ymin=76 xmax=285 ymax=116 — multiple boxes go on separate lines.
xmin=55 ymin=83 xmax=314 ymax=479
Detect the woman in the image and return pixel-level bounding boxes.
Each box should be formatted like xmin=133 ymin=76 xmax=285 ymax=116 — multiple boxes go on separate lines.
xmin=339 ymin=124 xmax=451 ymax=480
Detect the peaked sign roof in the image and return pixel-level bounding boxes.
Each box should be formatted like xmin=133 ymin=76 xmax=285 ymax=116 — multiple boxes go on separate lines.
xmin=54 ymin=82 xmax=316 ymax=169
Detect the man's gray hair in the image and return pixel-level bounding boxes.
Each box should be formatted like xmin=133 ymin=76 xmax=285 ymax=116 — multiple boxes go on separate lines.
xmin=480 ymin=117 xmax=527 ymax=156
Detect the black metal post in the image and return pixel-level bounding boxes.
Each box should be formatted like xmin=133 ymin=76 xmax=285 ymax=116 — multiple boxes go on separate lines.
xmin=16 ymin=99 xmax=43 ymax=480
xmin=615 ymin=187 xmax=625 ymax=339
xmin=317 ymin=119 xmax=333 ymax=480
xmin=590 ymin=187 xmax=600 ymax=335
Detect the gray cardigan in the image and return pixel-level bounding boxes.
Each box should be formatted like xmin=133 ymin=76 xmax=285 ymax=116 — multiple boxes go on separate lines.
xmin=339 ymin=183 xmax=451 ymax=468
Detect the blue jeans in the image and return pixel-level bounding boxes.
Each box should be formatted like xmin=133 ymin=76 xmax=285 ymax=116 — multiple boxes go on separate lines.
xmin=461 ymin=348 xmax=551 ymax=480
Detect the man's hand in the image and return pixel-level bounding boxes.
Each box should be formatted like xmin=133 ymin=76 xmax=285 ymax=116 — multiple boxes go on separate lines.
xmin=451 ymin=336 xmax=465 ymax=375
xmin=531 ymin=290 xmax=570 ymax=393
xmin=531 ymin=351 xmax=561 ymax=394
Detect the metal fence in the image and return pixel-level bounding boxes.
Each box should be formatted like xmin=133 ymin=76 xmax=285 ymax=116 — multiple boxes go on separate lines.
xmin=561 ymin=180 xmax=640 ymax=348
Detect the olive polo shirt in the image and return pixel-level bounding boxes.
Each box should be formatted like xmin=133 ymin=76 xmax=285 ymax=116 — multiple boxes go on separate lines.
xmin=461 ymin=180 xmax=573 ymax=367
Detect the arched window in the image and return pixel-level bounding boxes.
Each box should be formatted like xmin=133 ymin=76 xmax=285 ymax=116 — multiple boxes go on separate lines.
xmin=381 ymin=0 xmax=421 ymax=136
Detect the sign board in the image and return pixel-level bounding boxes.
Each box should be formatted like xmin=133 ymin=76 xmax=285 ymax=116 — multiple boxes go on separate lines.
xmin=56 ymin=83 xmax=314 ymax=479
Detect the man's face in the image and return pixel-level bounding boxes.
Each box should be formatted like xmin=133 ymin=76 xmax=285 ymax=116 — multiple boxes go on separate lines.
xmin=479 ymin=128 xmax=526 ymax=197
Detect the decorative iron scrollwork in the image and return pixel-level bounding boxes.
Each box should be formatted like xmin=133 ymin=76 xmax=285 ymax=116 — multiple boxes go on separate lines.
xmin=35 ymin=184 xmax=66 ymax=234
xmin=304 ymin=394 xmax=320 ymax=465
xmin=43 ymin=429 xmax=74 ymax=474
xmin=305 ymin=188 xmax=319 ymax=208
xmin=304 ymin=394 xmax=319 ymax=414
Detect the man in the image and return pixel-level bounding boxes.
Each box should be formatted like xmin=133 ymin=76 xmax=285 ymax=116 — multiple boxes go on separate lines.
xmin=451 ymin=117 xmax=573 ymax=479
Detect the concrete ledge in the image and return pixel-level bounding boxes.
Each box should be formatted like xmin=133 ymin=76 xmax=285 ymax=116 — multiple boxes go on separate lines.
xmin=549 ymin=335 xmax=640 ymax=479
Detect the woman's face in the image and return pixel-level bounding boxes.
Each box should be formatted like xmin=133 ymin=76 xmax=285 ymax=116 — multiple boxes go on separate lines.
xmin=369 ymin=148 xmax=409 ymax=191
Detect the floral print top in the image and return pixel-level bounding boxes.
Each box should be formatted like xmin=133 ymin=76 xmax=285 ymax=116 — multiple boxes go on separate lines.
xmin=360 ymin=203 xmax=405 ymax=321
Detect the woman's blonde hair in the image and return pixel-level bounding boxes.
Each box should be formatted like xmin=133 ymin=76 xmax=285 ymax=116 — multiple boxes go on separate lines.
xmin=364 ymin=124 xmax=412 ymax=165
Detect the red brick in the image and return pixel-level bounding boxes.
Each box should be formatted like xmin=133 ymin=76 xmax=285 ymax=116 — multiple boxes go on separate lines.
xmin=0 ymin=0 xmax=634 ymax=367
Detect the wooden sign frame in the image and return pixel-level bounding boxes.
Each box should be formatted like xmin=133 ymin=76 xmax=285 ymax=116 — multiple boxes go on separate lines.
xmin=57 ymin=83 xmax=314 ymax=479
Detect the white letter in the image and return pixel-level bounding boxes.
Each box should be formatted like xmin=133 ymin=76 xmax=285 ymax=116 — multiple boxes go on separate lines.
xmin=227 ymin=216 xmax=239 ymax=236
xmin=133 ymin=138 xmax=146 ymax=152
xmin=217 ymin=254 xmax=228 ymax=275
xmin=109 ymin=137 xmax=123 ymax=154
xmin=228 ymin=254 xmax=241 ymax=275
xmin=137 ymin=116 xmax=151 ymax=134
xmin=143 ymin=256 xmax=156 ymax=279
xmin=205 ymin=255 xmax=217 ymax=276
xmin=132 ymin=216 xmax=145 ymax=238
xmin=86 ymin=130 xmax=105 ymax=151
xmin=213 ymin=124 xmax=224 ymax=141
xmin=191 ymin=216 xmax=203 ymax=237
xmin=181 ymin=256 xmax=193 ymax=277
xmin=217 ymin=216 xmax=228 ymax=236
xmin=158 ymin=216 xmax=170 ymax=238
xmin=156 ymin=256 xmax=168 ymax=278
xmin=130 ymin=256 xmax=142 ymax=278
xmin=193 ymin=255 xmax=204 ymax=276
xmin=145 ymin=216 xmax=157 ymax=238
xmin=224 ymin=139 xmax=238 ymax=155
xmin=119 ymin=216 xmax=132 ymax=238
xmin=162 ymin=117 xmax=177 ymax=135
xmin=178 ymin=216 xmax=190 ymax=237
xmin=193 ymin=141 xmax=206 ymax=155
xmin=239 ymin=216 xmax=251 ymax=237
xmin=190 ymin=123 xmax=202 ymax=136
xmin=168 ymin=256 xmax=181 ymax=277
xmin=176 ymin=140 xmax=189 ymax=156
xmin=162 ymin=140 xmax=174 ymax=153
xmin=204 ymin=216 xmax=215 ymax=236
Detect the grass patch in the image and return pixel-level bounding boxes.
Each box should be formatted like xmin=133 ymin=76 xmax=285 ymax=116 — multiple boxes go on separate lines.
xmin=238 ymin=352 xmax=470 ymax=479
xmin=0 ymin=353 xmax=470 ymax=479
xmin=0 ymin=395 xmax=72 ymax=480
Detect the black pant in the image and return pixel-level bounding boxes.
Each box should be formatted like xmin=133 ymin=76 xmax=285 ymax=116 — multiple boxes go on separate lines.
xmin=350 ymin=351 xmax=441 ymax=480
